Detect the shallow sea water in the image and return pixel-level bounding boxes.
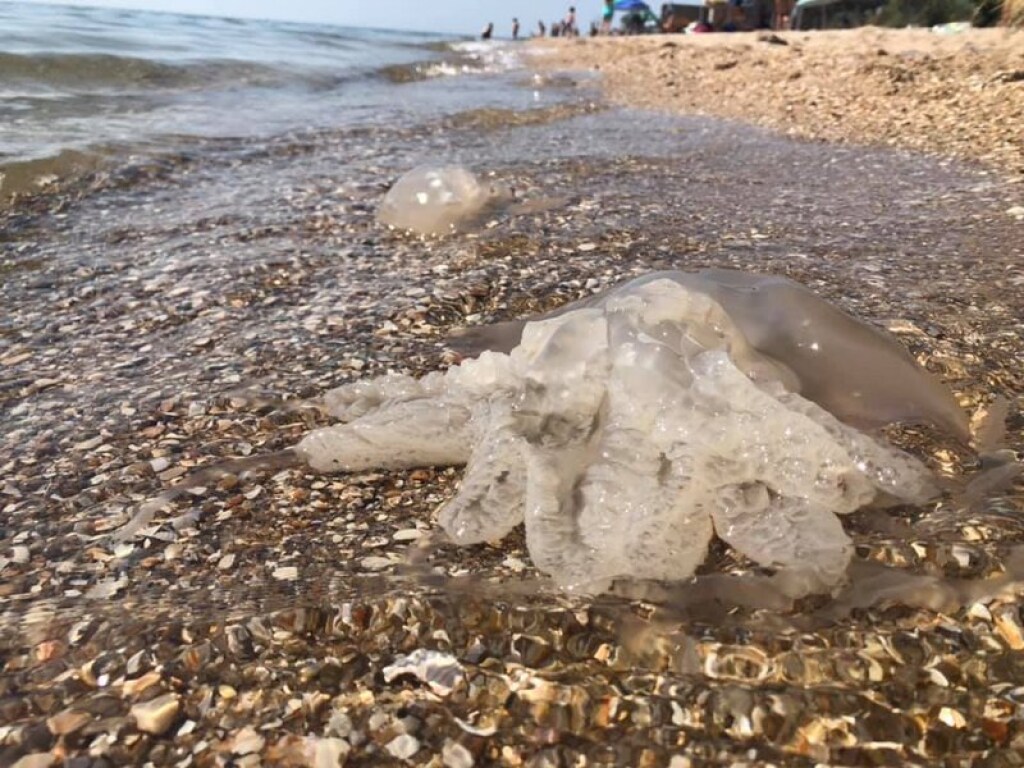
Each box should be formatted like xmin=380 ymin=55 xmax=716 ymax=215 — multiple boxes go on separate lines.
xmin=2 ymin=9 xmax=1024 ymax=767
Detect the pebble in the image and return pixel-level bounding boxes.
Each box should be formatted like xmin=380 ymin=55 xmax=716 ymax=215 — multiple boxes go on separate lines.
xmin=313 ymin=737 xmax=351 ymax=768
xmin=392 ymin=528 xmax=423 ymax=541
xmin=149 ymin=457 xmax=171 ymax=473
xmin=122 ymin=671 xmax=160 ymax=700
xmin=231 ymin=726 xmax=266 ymax=755
xmin=443 ymin=739 xmax=475 ymax=768
xmin=360 ymin=556 xmax=393 ymax=571
xmin=383 ymin=649 xmax=465 ymax=696
xmin=502 ymin=556 xmax=528 ymax=572
xmin=273 ymin=566 xmax=299 ymax=581
xmin=46 ymin=708 xmax=91 ymax=736
xmin=131 ymin=693 xmax=180 ymax=735
xmin=994 ymin=609 xmax=1024 ymax=650
xmin=386 ymin=734 xmax=420 ymax=760
xmin=12 ymin=754 xmax=54 ymax=768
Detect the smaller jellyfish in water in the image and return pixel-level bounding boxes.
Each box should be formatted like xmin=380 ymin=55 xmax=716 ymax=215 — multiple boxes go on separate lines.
xmin=377 ymin=165 xmax=500 ymax=236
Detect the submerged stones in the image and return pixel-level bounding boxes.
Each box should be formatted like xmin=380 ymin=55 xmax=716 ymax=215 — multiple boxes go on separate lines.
xmin=383 ymin=648 xmax=465 ymax=696
xmin=377 ymin=165 xmax=496 ymax=236
xmin=130 ymin=693 xmax=180 ymax=735
xmin=295 ymin=270 xmax=957 ymax=598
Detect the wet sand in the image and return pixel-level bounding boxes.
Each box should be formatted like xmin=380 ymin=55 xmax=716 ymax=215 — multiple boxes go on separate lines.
xmin=531 ymin=27 xmax=1024 ymax=174
xmin=2 ymin=61 xmax=1024 ymax=766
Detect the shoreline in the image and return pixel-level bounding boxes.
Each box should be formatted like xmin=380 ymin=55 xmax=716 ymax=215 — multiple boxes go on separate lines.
xmin=529 ymin=27 xmax=1024 ymax=175
xmin=3 ymin=39 xmax=1024 ymax=766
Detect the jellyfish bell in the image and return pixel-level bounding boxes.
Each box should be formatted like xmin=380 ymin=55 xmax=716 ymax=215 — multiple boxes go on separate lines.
xmin=448 ymin=269 xmax=971 ymax=443
xmin=377 ymin=165 xmax=503 ymax=236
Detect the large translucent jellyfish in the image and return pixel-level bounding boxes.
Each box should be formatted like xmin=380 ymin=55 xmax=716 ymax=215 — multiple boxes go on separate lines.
xmin=294 ymin=270 xmax=959 ymax=597
xmin=377 ymin=165 xmax=502 ymax=235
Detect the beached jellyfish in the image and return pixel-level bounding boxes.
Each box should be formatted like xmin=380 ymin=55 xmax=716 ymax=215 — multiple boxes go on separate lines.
xmin=118 ymin=270 xmax=977 ymax=600
xmin=292 ymin=270 xmax=965 ymax=597
xmin=377 ymin=165 xmax=502 ymax=235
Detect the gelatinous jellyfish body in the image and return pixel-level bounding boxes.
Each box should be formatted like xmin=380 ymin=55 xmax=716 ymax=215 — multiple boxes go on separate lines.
xmin=449 ymin=270 xmax=971 ymax=442
xmin=377 ymin=165 xmax=497 ymax=235
xmin=296 ymin=271 xmax=953 ymax=597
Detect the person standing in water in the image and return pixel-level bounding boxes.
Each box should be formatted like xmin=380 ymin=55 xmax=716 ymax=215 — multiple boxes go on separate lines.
xmin=481 ymin=22 xmax=494 ymax=40
xmin=512 ymin=17 xmax=520 ymax=40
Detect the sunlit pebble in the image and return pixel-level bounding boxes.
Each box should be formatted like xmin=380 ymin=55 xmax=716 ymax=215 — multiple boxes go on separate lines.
xmin=938 ymin=707 xmax=967 ymax=729
xmin=272 ymin=566 xmax=298 ymax=581
xmin=392 ymin=528 xmax=423 ymax=541
xmin=993 ymin=608 xmax=1024 ymax=650
xmin=967 ymin=602 xmax=992 ymax=621
xmin=231 ymin=727 xmax=266 ymax=756
xmin=218 ymin=685 xmax=237 ymax=700
xmin=442 ymin=740 xmax=474 ymax=768
xmin=131 ymin=693 xmax=180 ymax=735
xmin=122 ymin=670 xmax=161 ymax=699
xmin=177 ymin=720 xmax=197 ymax=737
xmin=383 ymin=649 xmax=465 ymax=696
xmin=312 ymin=737 xmax=351 ymax=767
xmin=502 ymin=556 xmax=528 ymax=572
xmin=10 ymin=753 xmax=53 ymax=768
xmin=385 ymin=734 xmax=420 ymax=760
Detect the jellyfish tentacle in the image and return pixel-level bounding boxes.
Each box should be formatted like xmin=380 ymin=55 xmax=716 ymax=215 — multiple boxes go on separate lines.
xmin=322 ymin=371 xmax=447 ymax=422
xmin=710 ymin=484 xmax=853 ymax=598
xmin=522 ymin=445 xmax=606 ymax=592
xmin=438 ymin=398 xmax=527 ymax=544
xmin=296 ymin=399 xmax=473 ymax=472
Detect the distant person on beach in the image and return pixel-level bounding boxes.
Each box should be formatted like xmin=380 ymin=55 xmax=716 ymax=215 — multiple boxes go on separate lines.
xmin=601 ymin=0 xmax=615 ymax=33
xmin=563 ymin=6 xmax=578 ymax=36
xmin=551 ymin=20 xmax=561 ymax=36
xmin=537 ymin=20 xmax=546 ymax=36
xmin=512 ymin=18 xmax=520 ymax=39
xmin=481 ymin=22 xmax=493 ymax=40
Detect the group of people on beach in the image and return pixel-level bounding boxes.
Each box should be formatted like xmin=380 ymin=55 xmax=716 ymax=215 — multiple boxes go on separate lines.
xmin=481 ymin=0 xmax=763 ymax=38
xmin=483 ymin=3 xmax=617 ymax=40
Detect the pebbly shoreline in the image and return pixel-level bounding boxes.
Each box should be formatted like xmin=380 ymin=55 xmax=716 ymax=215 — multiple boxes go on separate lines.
xmin=2 ymin=56 xmax=1024 ymax=766
xmin=530 ymin=27 xmax=1024 ymax=175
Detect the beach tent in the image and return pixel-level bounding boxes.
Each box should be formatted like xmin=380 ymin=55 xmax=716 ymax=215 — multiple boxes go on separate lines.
xmin=613 ymin=0 xmax=658 ymax=32
xmin=612 ymin=0 xmax=652 ymax=9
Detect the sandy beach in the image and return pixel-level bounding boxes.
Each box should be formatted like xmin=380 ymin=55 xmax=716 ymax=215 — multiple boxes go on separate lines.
xmin=531 ymin=27 xmax=1024 ymax=174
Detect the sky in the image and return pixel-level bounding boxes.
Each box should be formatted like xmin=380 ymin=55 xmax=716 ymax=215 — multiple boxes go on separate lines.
xmin=18 ymin=0 xmax=594 ymax=35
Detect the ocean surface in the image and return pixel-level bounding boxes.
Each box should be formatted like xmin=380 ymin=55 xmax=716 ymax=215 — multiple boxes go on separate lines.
xmin=0 ymin=1 xmax=531 ymax=197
